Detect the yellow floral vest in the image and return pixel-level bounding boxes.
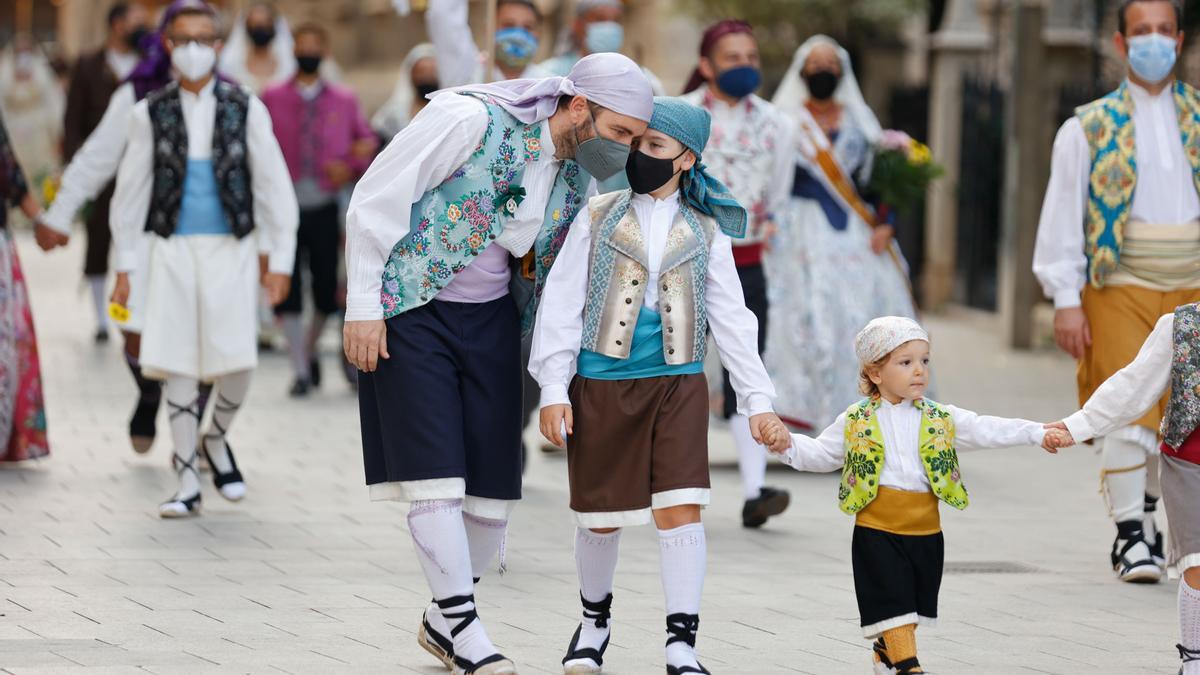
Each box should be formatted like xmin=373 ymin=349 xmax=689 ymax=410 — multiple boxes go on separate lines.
xmin=838 ymin=397 xmax=969 ymax=515
xmin=1075 ymin=81 xmax=1200 ymax=287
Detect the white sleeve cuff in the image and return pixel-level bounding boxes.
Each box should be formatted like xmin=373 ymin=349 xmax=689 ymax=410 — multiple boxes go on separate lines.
xmin=268 ymin=249 xmax=295 ymax=275
xmin=742 ymin=394 xmax=774 ymax=418
xmin=1062 ymin=412 xmax=1096 ymax=444
xmin=40 ymin=205 xmax=73 ymax=235
xmin=1053 ymin=288 xmax=1083 ymax=309
xmin=345 ymin=293 xmax=384 ymax=322
xmin=114 ymin=249 xmax=139 ymax=273
xmin=538 ymin=384 xmax=570 ymax=409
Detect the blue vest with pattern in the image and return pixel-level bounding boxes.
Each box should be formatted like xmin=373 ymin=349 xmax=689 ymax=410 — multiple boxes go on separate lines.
xmin=379 ymin=95 xmax=590 ymax=328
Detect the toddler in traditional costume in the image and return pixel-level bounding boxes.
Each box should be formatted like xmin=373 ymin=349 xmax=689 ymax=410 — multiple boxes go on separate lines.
xmin=1050 ymin=302 xmax=1200 ymax=674
xmin=767 ymin=316 xmax=1065 ymax=674
xmin=530 ymin=97 xmax=790 ymax=674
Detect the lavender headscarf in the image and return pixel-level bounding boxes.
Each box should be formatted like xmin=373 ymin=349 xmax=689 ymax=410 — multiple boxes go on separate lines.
xmin=435 ymin=52 xmax=654 ymax=124
xmin=127 ymin=0 xmax=220 ymax=100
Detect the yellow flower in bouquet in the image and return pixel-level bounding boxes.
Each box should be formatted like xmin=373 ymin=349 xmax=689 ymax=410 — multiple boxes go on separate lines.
xmin=909 ymin=142 xmax=932 ymax=166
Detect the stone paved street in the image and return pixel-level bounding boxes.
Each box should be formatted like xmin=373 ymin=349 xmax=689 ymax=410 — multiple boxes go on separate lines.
xmin=0 ymin=232 xmax=1180 ymax=673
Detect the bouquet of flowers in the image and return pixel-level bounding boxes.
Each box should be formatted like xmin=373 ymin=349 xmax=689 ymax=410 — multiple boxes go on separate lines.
xmin=867 ymin=130 xmax=943 ymax=218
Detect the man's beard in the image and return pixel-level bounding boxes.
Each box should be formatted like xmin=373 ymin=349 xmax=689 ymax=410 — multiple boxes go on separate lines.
xmin=552 ymin=119 xmax=594 ymax=160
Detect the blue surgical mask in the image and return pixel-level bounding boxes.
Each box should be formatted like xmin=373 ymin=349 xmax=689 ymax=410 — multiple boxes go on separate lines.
xmin=1127 ymin=33 xmax=1178 ymax=84
xmin=495 ymin=27 xmax=539 ymax=70
xmin=715 ymin=66 xmax=761 ymax=99
xmin=585 ymin=21 xmax=623 ymax=54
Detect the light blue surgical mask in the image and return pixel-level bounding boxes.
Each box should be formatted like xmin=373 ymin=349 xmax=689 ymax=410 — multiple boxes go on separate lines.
xmin=495 ymin=27 xmax=539 ymax=70
xmin=1127 ymin=33 xmax=1178 ymax=84
xmin=584 ymin=21 xmax=623 ymax=54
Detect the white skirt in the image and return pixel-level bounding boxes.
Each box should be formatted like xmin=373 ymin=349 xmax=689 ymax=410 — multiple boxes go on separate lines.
xmin=139 ymin=234 xmax=259 ymax=381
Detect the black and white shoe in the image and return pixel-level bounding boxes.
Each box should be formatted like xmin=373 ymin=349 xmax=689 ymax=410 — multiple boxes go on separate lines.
xmin=741 ymin=486 xmax=790 ymax=528
xmin=418 ymin=602 xmax=455 ymax=670
xmin=435 ymin=594 xmax=516 ymax=675
xmin=160 ymin=451 xmax=202 ymax=518
xmin=664 ymin=613 xmax=709 ymax=675
xmin=1178 ymin=643 xmax=1200 ymax=674
xmin=562 ymin=593 xmax=613 ymax=674
xmin=202 ymin=439 xmax=246 ymax=501
xmin=1112 ymin=519 xmax=1162 ymax=583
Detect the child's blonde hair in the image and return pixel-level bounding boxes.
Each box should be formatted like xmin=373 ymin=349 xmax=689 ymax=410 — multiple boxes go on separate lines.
xmin=858 ymin=355 xmax=889 ymax=397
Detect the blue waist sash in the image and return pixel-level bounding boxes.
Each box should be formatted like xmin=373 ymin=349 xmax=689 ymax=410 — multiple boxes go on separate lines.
xmin=577 ymin=306 xmax=703 ymax=380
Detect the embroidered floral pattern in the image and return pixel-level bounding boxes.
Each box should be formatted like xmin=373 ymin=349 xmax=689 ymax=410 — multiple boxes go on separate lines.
xmin=381 ymin=97 xmax=586 ymax=319
xmin=838 ymin=397 xmax=969 ymax=514
xmin=1164 ymin=303 xmax=1200 ymax=449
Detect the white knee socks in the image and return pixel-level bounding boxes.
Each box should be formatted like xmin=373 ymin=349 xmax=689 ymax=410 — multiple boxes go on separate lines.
xmin=659 ymin=523 xmax=706 ymax=670
xmin=87 ymin=275 xmax=108 ymax=332
xmin=566 ymin=528 xmax=621 ymax=666
xmin=202 ymin=370 xmax=252 ymax=477
xmin=408 ymin=499 xmax=499 ymax=665
xmin=1102 ymin=432 xmax=1150 ymax=523
xmin=731 ymin=415 xmax=766 ymax=500
xmin=165 ymin=375 xmax=201 ymax=499
xmin=463 ymin=512 xmax=508 ymax=580
xmin=1180 ymin=579 xmax=1200 ymax=673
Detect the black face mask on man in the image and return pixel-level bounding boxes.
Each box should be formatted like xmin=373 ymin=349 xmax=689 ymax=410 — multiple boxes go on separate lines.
xmin=248 ymin=26 xmax=276 ymax=47
xmin=804 ymin=70 xmax=840 ymax=101
xmin=126 ymin=26 xmax=150 ymax=51
xmin=297 ymin=54 xmax=322 ymax=75
xmin=625 ymin=148 xmax=686 ymax=195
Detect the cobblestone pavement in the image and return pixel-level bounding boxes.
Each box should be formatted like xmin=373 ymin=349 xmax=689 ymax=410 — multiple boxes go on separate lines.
xmin=0 ymin=232 xmax=1178 ymax=673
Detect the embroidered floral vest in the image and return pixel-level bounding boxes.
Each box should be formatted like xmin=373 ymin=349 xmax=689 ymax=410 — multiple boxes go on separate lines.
xmin=579 ymin=190 xmax=715 ymax=364
xmin=1075 ymin=81 xmax=1200 ymax=287
xmin=145 ymin=80 xmax=254 ymax=239
xmin=1162 ymin=303 xmax=1200 ymax=449
xmin=838 ymin=397 xmax=968 ymax=515
xmin=380 ymin=95 xmax=589 ymax=325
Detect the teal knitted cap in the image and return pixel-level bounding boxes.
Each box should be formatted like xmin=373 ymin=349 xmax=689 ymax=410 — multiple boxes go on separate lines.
xmin=645 ymin=96 xmax=747 ymax=238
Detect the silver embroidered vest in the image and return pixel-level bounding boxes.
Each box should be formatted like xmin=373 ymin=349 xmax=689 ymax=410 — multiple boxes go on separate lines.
xmin=579 ymin=190 xmax=716 ymax=364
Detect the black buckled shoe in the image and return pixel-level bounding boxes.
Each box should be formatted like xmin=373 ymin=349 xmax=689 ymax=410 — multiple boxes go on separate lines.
xmin=741 ymin=486 xmax=791 ymax=528
xmin=563 ymin=593 xmax=613 ymax=674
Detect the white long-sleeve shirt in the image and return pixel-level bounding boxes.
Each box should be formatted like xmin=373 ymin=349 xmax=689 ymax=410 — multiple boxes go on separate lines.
xmin=780 ymin=398 xmax=1046 ymax=492
xmin=528 ymin=191 xmax=776 ymax=416
xmin=1063 ymin=312 xmax=1174 ymax=443
xmin=344 ymin=93 xmax=587 ymax=321
xmin=424 ymin=0 xmax=550 ymax=88
xmin=110 ymin=79 xmax=298 ymax=274
xmin=41 ymin=84 xmax=136 ymax=235
xmin=1033 ymin=80 xmax=1200 ymax=309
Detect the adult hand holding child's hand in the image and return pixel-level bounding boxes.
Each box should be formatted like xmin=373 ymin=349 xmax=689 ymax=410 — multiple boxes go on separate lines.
xmin=1041 ymin=421 xmax=1075 ymax=453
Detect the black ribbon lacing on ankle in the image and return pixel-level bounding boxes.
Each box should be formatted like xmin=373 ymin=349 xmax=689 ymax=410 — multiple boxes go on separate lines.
xmin=167 ymin=397 xmax=202 ymax=483
xmin=581 ymin=593 xmax=613 ymax=628
xmin=894 ymin=656 xmax=923 ymax=674
xmin=1179 ymin=644 xmax=1200 ymax=663
xmin=665 ymin=612 xmax=700 ymax=648
xmin=436 ymin=594 xmax=479 ymax=638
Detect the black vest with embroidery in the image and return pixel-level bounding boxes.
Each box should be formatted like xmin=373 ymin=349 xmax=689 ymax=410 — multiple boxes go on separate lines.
xmin=145 ymin=80 xmax=254 ymax=239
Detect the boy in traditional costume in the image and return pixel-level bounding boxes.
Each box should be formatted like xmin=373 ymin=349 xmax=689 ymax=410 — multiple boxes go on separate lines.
xmin=343 ymin=54 xmax=654 ymax=674
xmin=1051 ymin=302 xmax=1200 ymax=674
xmin=769 ymin=317 xmax=1064 ymax=674
xmin=1033 ymin=0 xmax=1200 ymax=583
xmin=530 ymin=97 xmax=790 ymax=675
